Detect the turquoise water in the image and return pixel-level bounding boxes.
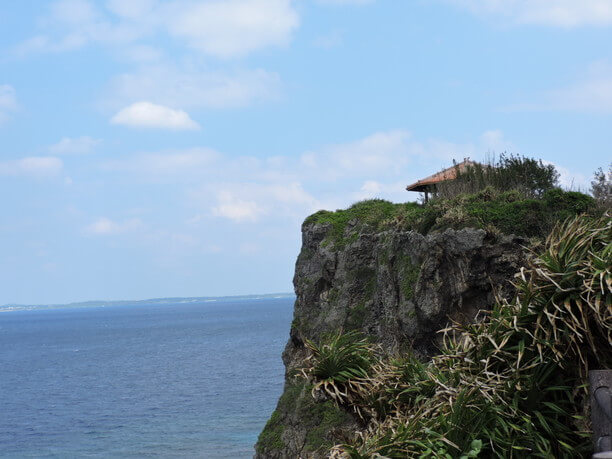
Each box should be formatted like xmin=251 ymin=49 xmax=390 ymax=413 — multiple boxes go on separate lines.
xmin=0 ymin=297 xmax=293 ymax=458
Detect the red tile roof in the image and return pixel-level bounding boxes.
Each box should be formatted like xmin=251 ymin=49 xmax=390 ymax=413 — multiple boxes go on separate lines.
xmin=406 ymin=159 xmax=475 ymax=192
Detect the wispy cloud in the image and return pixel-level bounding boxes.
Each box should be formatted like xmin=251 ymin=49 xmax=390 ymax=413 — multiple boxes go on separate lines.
xmin=103 ymin=129 xmax=513 ymax=224
xmin=110 ymin=101 xmax=200 ymax=130
xmin=209 ymin=182 xmax=321 ymax=223
xmin=547 ymin=78 xmax=612 ymax=114
xmin=164 ymin=0 xmax=299 ymax=58
xmin=0 ymin=85 xmax=18 ymax=124
xmin=104 ymin=147 xmax=219 ymax=177
xmin=211 ymin=191 xmax=264 ymax=222
xmin=104 ymin=66 xmax=280 ymax=110
xmin=446 ymin=0 xmax=612 ymax=27
xmin=49 ymin=136 xmax=101 ymax=154
xmin=542 ymin=160 xmax=589 ymax=190
xmin=316 ymin=0 xmax=375 ymax=5
xmin=0 ymin=157 xmax=63 ymax=177
xmin=505 ymin=61 xmax=612 ymax=113
xmin=85 ymin=217 xmax=143 ymax=235
xmin=15 ymin=0 xmax=299 ymax=58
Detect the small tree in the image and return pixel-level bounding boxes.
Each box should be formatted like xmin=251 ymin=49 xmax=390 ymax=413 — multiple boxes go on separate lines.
xmin=590 ymin=163 xmax=612 ymax=210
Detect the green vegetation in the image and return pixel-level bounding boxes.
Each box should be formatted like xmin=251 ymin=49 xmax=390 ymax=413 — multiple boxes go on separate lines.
xmin=303 ymin=400 xmax=353 ymax=453
xmin=437 ymin=154 xmax=560 ymax=199
xmin=400 ymin=258 xmax=420 ymax=299
xmin=256 ymin=410 xmax=285 ymax=452
xmin=591 ymin=163 xmax=611 ymax=210
xmin=345 ymin=301 xmax=367 ymax=330
xmin=328 ymin=287 xmax=340 ymax=305
xmin=304 ymin=330 xmax=376 ymax=404
xmin=348 ymin=266 xmax=377 ymax=300
xmin=300 ymin=215 xmax=611 ymax=458
xmin=257 ymin=380 xmax=355 ymax=455
xmin=303 ymin=188 xmax=596 ymax=246
xmin=257 ymin=382 xmax=308 ymax=453
xmin=302 ymin=157 xmax=603 ymax=247
xmin=303 ymin=199 xmax=422 ymax=248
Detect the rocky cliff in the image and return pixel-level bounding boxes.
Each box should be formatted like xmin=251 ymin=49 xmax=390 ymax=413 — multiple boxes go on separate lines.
xmin=255 ymin=220 xmax=528 ymax=458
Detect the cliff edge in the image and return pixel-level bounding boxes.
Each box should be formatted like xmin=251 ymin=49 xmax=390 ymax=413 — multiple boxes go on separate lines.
xmin=255 ymin=219 xmax=527 ymax=458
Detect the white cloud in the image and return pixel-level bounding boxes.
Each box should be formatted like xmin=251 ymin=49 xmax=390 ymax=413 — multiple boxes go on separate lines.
xmin=86 ymin=217 xmax=143 ymax=235
xmin=506 ymin=61 xmax=612 ymax=113
xmin=103 ymin=147 xmax=219 ymax=177
xmin=542 ymin=161 xmax=588 ymax=190
xmin=49 ymin=136 xmax=101 ymax=154
xmin=479 ymin=129 xmax=514 ymax=152
xmin=0 ymin=85 xmax=18 ymax=123
xmin=105 ymin=66 xmax=280 ymax=110
xmin=105 ymin=0 xmax=157 ymax=19
xmin=110 ymin=101 xmax=200 ymax=130
xmin=118 ymin=45 xmax=163 ymax=63
xmin=548 ymin=78 xmax=612 ymax=113
xmin=0 ymin=157 xmax=63 ymax=178
xmin=447 ymin=0 xmax=612 ymax=27
xmin=16 ymin=0 xmax=299 ymax=58
xmin=212 ymin=192 xmax=263 ymax=222
xmin=104 ymin=129 xmax=516 ymax=224
xmin=298 ymin=129 xmax=509 ymax=181
xmin=15 ymin=0 xmax=148 ymax=55
xmin=210 ymin=182 xmax=321 ymax=222
xmin=316 ymin=0 xmax=374 ymax=4
xmin=352 ymin=179 xmax=410 ymax=202
xmin=165 ymin=0 xmax=299 ymax=58
xmin=300 ymin=130 xmax=412 ymax=179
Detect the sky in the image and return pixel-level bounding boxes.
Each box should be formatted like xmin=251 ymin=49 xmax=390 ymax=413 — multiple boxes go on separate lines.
xmin=1 ymin=0 xmax=611 ymax=305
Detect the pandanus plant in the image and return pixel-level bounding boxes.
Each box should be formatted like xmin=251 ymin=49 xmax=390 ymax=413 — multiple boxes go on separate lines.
xmin=302 ymin=214 xmax=610 ymax=458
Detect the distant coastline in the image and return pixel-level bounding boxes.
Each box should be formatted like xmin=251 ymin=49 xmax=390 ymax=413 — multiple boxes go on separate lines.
xmin=0 ymin=293 xmax=296 ymax=313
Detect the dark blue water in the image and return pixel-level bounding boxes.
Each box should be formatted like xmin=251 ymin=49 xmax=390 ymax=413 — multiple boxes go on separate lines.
xmin=0 ymin=298 xmax=293 ymax=458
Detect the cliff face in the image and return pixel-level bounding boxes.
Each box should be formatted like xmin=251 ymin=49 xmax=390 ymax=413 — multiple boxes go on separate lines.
xmin=256 ymin=221 xmax=528 ymax=458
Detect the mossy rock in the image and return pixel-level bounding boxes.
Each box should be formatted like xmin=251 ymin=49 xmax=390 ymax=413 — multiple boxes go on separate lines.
xmin=346 ymin=301 xmax=367 ymax=330
xmin=400 ymin=258 xmax=420 ymax=299
xmin=257 ymin=381 xmax=355 ymax=456
xmin=302 ymin=189 xmax=596 ymax=242
xmin=348 ymin=266 xmax=377 ymax=300
xmin=256 ymin=409 xmax=285 ymax=452
xmin=304 ymin=200 xmax=422 ymax=248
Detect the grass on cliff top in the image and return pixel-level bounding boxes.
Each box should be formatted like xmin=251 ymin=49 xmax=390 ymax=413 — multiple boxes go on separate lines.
xmin=303 ymin=200 xmax=421 ymax=247
xmin=300 ymin=214 xmax=611 ymax=458
xmin=303 ymin=188 xmax=596 ymax=248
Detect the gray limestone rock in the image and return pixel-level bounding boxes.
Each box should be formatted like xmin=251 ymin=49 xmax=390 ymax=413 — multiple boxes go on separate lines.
xmin=255 ymin=222 xmax=527 ymax=458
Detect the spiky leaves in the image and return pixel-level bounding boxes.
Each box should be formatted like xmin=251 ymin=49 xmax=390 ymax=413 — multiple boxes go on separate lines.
xmin=303 ymin=330 xmax=376 ymax=406
xmin=307 ymin=214 xmax=611 ymax=458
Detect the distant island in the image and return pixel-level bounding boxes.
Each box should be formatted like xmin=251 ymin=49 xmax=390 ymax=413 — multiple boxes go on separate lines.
xmin=0 ymin=293 xmax=296 ymax=313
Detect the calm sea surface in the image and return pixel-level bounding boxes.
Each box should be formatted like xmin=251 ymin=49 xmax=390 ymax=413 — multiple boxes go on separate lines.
xmin=0 ymin=298 xmax=293 ymax=458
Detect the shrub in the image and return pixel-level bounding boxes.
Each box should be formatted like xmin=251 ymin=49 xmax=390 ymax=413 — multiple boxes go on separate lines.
xmin=590 ymin=164 xmax=612 ymax=210
xmin=310 ymin=214 xmax=612 ymax=458
xmin=302 ymin=179 xmax=596 ymax=241
xmin=303 ymin=200 xmax=423 ymax=248
xmin=436 ymin=154 xmax=559 ymax=199
xmin=303 ymin=330 xmax=376 ymax=404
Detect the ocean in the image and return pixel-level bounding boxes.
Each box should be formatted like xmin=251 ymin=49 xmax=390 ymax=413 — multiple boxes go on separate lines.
xmin=0 ymin=296 xmax=294 ymax=458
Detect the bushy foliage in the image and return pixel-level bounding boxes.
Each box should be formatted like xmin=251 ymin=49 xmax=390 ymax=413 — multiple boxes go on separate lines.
xmin=303 ymin=330 xmax=377 ymax=406
xmin=303 ymin=200 xmax=421 ymax=248
xmin=591 ymin=163 xmax=612 ymax=210
xmin=301 ymin=215 xmax=611 ymax=458
xmin=303 ymin=188 xmax=596 ymax=244
xmin=436 ymin=154 xmax=559 ymax=199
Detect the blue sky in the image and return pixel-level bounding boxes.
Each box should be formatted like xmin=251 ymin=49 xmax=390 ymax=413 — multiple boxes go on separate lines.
xmin=1 ymin=0 xmax=611 ymax=305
